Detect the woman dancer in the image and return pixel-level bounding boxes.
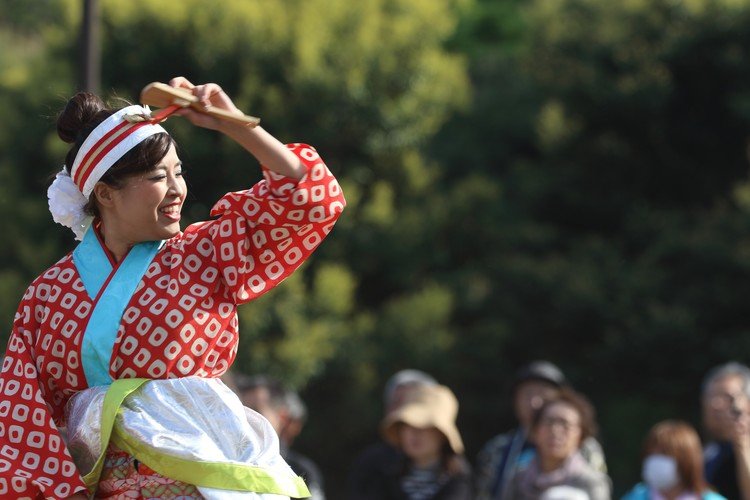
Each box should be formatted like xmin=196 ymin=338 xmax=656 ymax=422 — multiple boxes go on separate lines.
xmin=0 ymin=77 xmax=345 ymax=499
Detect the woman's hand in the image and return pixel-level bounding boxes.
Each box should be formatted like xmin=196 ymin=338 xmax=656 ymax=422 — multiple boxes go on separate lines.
xmin=168 ymin=76 xmax=244 ymax=132
xmin=167 ymin=76 xmax=305 ymax=179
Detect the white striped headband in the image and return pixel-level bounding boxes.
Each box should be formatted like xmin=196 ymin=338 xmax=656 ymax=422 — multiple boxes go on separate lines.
xmin=70 ymin=104 xmax=178 ymax=197
xmin=47 ymin=104 xmax=180 ymax=240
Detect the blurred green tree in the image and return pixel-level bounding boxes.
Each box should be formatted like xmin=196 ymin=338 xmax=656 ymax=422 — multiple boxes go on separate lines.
xmin=425 ymin=0 xmax=750 ymax=493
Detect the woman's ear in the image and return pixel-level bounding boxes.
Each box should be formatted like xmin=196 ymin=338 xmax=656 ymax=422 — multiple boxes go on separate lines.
xmin=92 ymin=182 xmax=115 ymax=208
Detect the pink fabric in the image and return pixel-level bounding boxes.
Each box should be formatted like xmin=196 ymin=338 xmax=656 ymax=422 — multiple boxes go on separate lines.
xmin=95 ymin=445 xmax=203 ymax=499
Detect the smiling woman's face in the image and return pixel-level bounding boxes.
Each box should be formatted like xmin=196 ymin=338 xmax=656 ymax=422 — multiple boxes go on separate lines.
xmin=108 ymin=143 xmax=187 ymax=244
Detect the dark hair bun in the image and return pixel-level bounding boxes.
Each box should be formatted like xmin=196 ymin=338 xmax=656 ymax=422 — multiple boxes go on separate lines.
xmin=56 ymin=92 xmax=107 ymax=144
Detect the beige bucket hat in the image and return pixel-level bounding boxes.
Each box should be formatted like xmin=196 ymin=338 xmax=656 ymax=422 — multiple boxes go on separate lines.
xmin=381 ymin=384 xmax=464 ymax=454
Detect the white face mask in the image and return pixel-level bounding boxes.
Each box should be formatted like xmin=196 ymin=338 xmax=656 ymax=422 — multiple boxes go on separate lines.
xmin=642 ymin=454 xmax=680 ymax=492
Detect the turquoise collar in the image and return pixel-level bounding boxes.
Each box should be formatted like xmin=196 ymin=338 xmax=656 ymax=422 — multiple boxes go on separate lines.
xmin=73 ymin=226 xmax=163 ymax=386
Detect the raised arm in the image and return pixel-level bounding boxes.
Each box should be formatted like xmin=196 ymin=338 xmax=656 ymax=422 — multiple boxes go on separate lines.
xmin=168 ymin=76 xmax=305 ymax=179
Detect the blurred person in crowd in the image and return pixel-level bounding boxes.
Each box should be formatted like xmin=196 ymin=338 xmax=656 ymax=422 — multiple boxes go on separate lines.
xmin=701 ymin=362 xmax=750 ymax=499
xmin=508 ymin=388 xmax=611 ymax=500
xmin=237 ymin=374 xmax=326 ymax=500
xmin=220 ymin=369 xmax=240 ymax=394
xmin=622 ymin=420 xmax=726 ymax=500
xmin=475 ymin=360 xmax=607 ymax=499
xmin=347 ymin=369 xmax=438 ymax=498
xmin=281 ymin=388 xmax=309 ymax=447
xmin=372 ymin=383 xmax=473 ymax=499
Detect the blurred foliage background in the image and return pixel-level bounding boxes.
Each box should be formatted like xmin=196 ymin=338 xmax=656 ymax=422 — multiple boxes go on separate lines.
xmin=4 ymin=0 xmax=750 ymax=496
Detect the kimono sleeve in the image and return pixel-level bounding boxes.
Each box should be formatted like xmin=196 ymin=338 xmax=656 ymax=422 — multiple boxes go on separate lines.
xmin=197 ymin=143 xmax=346 ymax=305
xmin=0 ymin=293 xmax=87 ymax=499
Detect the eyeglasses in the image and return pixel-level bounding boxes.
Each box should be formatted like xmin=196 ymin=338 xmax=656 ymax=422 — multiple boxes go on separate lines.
xmin=707 ymin=392 xmax=748 ymax=411
xmin=539 ymin=416 xmax=581 ymax=432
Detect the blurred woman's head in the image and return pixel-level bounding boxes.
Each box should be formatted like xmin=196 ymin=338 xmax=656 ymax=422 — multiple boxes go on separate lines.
xmin=397 ymin=424 xmax=447 ymax=466
xmin=641 ymin=420 xmax=707 ymax=493
xmin=512 ymin=361 xmax=567 ymax=429
xmin=531 ymin=389 xmax=597 ymax=468
xmin=381 ymin=384 xmax=464 ymax=469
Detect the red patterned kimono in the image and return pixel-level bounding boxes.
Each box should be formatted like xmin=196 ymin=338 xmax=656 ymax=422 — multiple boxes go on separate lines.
xmin=0 ymin=143 xmax=345 ymax=499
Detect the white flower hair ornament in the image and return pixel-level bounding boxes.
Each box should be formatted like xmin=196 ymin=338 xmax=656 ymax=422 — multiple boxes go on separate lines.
xmin=47 ymin=104 xmax=178 ymax=240
xmin=48 ymin=168 xmax=92 ymax=241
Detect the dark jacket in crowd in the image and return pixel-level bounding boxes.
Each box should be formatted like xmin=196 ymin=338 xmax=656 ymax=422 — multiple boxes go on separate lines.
xmin=347 ymin=441 xmax=473 ymax=500
xmin=704 ymin=441 xmax=740 ymax=500
xmin=283 ymin=445 xmax=326 ymax=500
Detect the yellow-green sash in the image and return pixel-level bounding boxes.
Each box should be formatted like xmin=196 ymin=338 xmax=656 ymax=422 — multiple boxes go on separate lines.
xmin=82 ymin=378 xmax=311 ymax=498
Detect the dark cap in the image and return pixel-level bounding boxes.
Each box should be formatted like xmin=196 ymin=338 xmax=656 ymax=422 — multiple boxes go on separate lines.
xmin=513 ymin=361 xmax=567 ymax=391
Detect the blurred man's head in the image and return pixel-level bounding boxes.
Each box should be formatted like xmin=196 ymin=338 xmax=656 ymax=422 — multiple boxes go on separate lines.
xmin=702 ymin=362 xmax=750 ymax=441
xmin=512 ymin=361 xmax=567 ymax=430
xmin=383 ymin=369 xmax=438 ymax=414
xmin=280 ymin=389 xmax=308 ymax=446
xmin=237 ymin=374 xmax=289 ymax=435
